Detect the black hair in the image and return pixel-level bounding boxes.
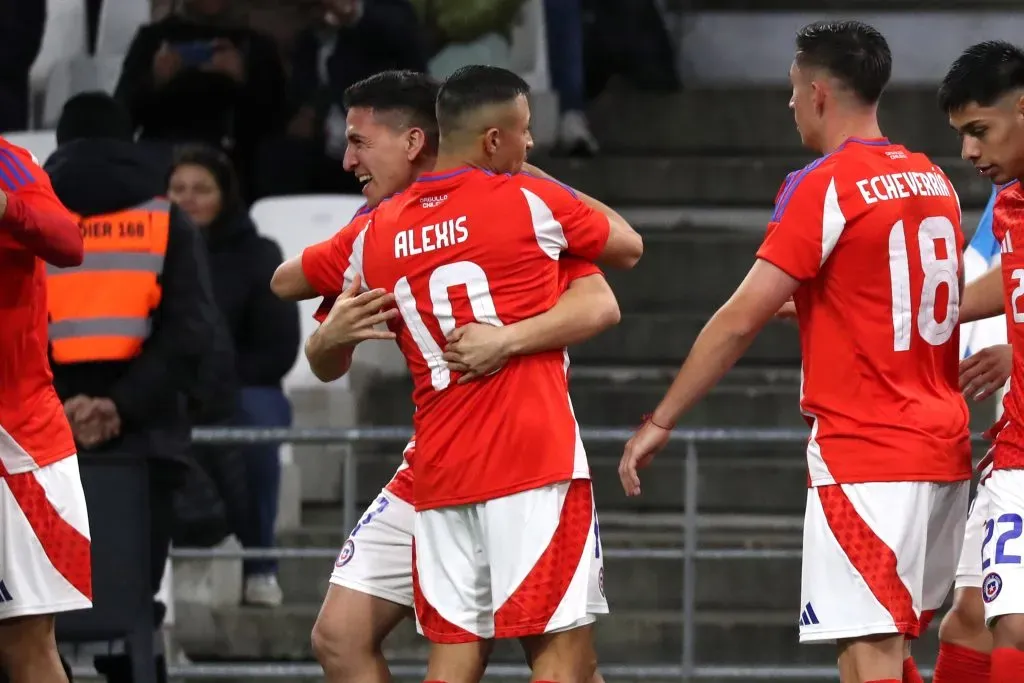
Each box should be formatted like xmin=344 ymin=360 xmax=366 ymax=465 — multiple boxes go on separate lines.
xmin=56 ymin=92 xmax=134 ymax=146
xmin=168 ymin=143 xmax=242 ymax=218
xmin=343 ymin=70 xmax=440 ymax=154
xmin=795 ymin=20 xmax=892 ymax=105
xmin=435 ymin=65 xmax=530 ymax=137
xmin=938 ymin=41 xmax=1024 ymax=113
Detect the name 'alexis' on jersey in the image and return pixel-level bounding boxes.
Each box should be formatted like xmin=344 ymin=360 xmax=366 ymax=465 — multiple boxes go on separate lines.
xmin=394 ymin=216 xmax=469 ymax=258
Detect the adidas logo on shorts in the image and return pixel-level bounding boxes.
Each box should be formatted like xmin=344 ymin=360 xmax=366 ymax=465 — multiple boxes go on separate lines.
xmin=0 ymin=580 xmax=13 ymax=602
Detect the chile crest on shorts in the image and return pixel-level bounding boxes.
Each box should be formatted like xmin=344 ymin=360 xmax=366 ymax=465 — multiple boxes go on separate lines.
xmin=983 ymin=571 xmax=1003 ymax=603
xmin=336 ymin=539 xmax=355 ymax=568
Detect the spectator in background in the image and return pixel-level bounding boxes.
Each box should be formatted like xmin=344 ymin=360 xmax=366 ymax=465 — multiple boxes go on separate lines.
xmin=409 ymin=0 xmax=526 ymax=78
xmin=544 ymin=0 xmax=598 ymax=155
xmin=114 ymin=0 xmax=289 ymax=201
xmin=0 ymin=0 xmax=45 ymax=131
xmin=44 ymin=92 xmax=224 ymax=682
xmin=277 ymin=0 xmax=426 ymax=194
xmin=168 ymin=144 xmax=300 ymax=607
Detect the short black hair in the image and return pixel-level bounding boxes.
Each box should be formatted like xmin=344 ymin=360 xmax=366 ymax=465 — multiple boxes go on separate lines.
xmin=795 ymin=20 xmax=892 ymax=105
xmin=938 ymin=41 xmax=1024 ymax=113
xmin=343 ymin=70 xmax=440 ymax=153
xmin=56 ymin=92 xmax=133 ymax=146
xmin=436 ymin=65 xmax=530 ymax=137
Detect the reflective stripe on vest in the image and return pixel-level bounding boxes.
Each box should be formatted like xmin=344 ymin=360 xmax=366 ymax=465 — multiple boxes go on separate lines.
xmin=46 ymin=198 xmax=171 ymax=364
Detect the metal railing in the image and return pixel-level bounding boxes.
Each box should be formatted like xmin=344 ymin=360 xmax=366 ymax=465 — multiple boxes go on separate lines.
xmin=151 ymin=425 xmax=973 ymax=680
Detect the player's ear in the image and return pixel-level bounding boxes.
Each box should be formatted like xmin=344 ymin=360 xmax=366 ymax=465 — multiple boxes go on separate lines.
xmin=810 ymin=80 xmax=826 ymax=117
xmin=405 ymin=127 xmax=426 ymax=161
xmin=483 ymin=127 xmax=501 ymax=156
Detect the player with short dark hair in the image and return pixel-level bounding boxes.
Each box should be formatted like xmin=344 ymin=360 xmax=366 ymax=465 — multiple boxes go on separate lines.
xmin=271 ymin=68 xmax=621 ymax=683
xmin=939 ymin=39 xmax=1024 ymax=683
xmin=621 ymin=20 xmax=971 ymax=683
xmin=312 ymin=64 xmax=640 ymax=683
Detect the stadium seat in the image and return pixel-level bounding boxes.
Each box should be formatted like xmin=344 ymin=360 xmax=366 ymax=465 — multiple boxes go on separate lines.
xmin=4 ymin=130 xmax=58 ymax=165
xmin=42 ymin=54 xmax=125 ymax=128
xmin=249 ymin=194 xmax=366 ymax=391
xmin=29 ymin=0 xmax=89 ymax=128
xmin=96 ymin=0 xmax=151 ymax=56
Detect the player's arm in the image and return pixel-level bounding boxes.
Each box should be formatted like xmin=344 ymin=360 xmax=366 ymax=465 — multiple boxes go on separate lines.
xmin=959 ymin=263 xmax=1004 ymax=323
xmin=0 ymin=151 xmax=83 ymax=267
xmin=443 ymin=260 xmax=619 ymax=381
xmin=271 ymin=255 xmax=319 ymax=300
xmin=521 ymin=163 xmax=642 ymax=269
xmin=304 ymin=276 xmax=397 ymax=383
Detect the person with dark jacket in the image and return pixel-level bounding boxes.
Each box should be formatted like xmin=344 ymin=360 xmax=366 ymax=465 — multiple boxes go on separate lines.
xmin=168 ymin=144 xmax=300 ymax=606
xmin=44 ymin=92 xmax=227 ymax=683
xmin=114 ymin=0 xmax=289 ymax=201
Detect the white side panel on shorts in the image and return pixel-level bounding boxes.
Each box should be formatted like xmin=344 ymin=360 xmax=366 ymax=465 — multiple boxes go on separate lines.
xmin=0 ymin=476 xmax=91 ymax=619
xmin=484 ymin=484 xmax=564 ymax=611
xmin=955 ymin=483 xmax=989 ymax=589
xmin=521 ymin=188 xmax=567 ymax=260
xmin=0 ymin=424 xmax=39 ymax=475
xmin=33 ymin=456 xmax=90 ymax=540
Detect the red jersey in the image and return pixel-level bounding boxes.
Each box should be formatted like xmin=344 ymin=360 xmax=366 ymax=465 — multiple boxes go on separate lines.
xmin=756 ymin=137 xmax=971 ymax=486
xmin=989 ymin=181 xmax=1024 ymax=470
xmin=304 ymin=225 xmax=602 ymax=504
xmin=0 ymin=139 xmax=81 ymax=475
xmin=335 ymin=167 xmax=608 ymax=509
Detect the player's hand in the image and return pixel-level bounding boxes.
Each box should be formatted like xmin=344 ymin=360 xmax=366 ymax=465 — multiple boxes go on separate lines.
xmin=960 ymin=344 xmax=1012 ymax=401
xmin=443 ymin=323 xmax=510 ymax=383
xmin=0 ymin=188 xmax=8 ymax=221
xmin=619 ymin=419 xmax=672 ymax=496
xmin=775 ymin=298 xmax=797 ymax=320
xmin=319 ymin=273 xmax=398 ymax=348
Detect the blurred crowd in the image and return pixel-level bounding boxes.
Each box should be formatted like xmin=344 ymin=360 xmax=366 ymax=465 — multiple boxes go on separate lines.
xmin=0 ymin=1 xmax=678 ymax=677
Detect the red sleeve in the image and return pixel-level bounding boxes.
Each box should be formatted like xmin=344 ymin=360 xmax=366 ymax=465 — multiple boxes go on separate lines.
xmin=558 ymin=255 xmax=603 ymax=292
xmin=518 ymin=174 xmax=610 ymax=262
xmin=300 ymin=214 xmax=368 ymax=298
xmin=755 ymin=165 xmax=836 ymax=281
xmin=312 ymin=297 xmax=334 ymax=323
xmin=0 ymin=144 xmax=83 ymax=267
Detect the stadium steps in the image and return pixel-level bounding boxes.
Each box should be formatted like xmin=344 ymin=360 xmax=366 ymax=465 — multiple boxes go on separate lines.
xmin=527 ymin=152 xmax=992 ymax=208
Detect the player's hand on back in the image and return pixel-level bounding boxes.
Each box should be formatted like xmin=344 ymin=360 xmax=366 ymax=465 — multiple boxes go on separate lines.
xmin=619 ymin=418 xmax=672 ymax=496
xmin=319 ymin=273 xmax=398 ymax=348
xmin=960 ymin=344 xmax=1012 ymax=401
xmin=443 ymin=323 xmax=510 ymax=383
xmin=775 ymin=298 xmax=797 ymax=321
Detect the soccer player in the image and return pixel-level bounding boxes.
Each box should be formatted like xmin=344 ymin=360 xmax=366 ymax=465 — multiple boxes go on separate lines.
xmin=270 ymin=70 xmax=617 ymax=683
xmin=620 ymin=20 xmax=971 ymax=683
xmin=938 ymin=39 xmax=1024 ymax=683
xmin=345 ymin=65 xmax=640 ymax=683
xmin=0 ymin=137 xmax=88 ymax=682
xmin=931 ymin=189 xmax=1006 ymax=683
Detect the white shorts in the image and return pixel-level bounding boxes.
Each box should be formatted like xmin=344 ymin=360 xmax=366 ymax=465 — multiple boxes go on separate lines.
xmin=799 ymin=480 xmax=968 ymax=644
xmin=0 ymin=456 xmax=92 ymax=620
xmin=955 ymin=482 xmax=991 ymax=589
xmin=413 ymin=479 xmax=604 ymax=643
xmin=330 ymin=486 xmax=608 ymax=620
xmin=980 ymin=469 xmax=1024 ymax=624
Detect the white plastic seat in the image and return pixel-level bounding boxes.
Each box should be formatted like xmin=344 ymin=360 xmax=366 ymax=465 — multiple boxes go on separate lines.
xmin=249 ymin=194 xmax=367 ymax=391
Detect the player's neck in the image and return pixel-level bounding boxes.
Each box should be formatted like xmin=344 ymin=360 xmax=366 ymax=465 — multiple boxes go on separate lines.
xmin=820 ymin=114 xmax=884 ymax=155
xmin=432 ymin=152 xmax=480 ymax=175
